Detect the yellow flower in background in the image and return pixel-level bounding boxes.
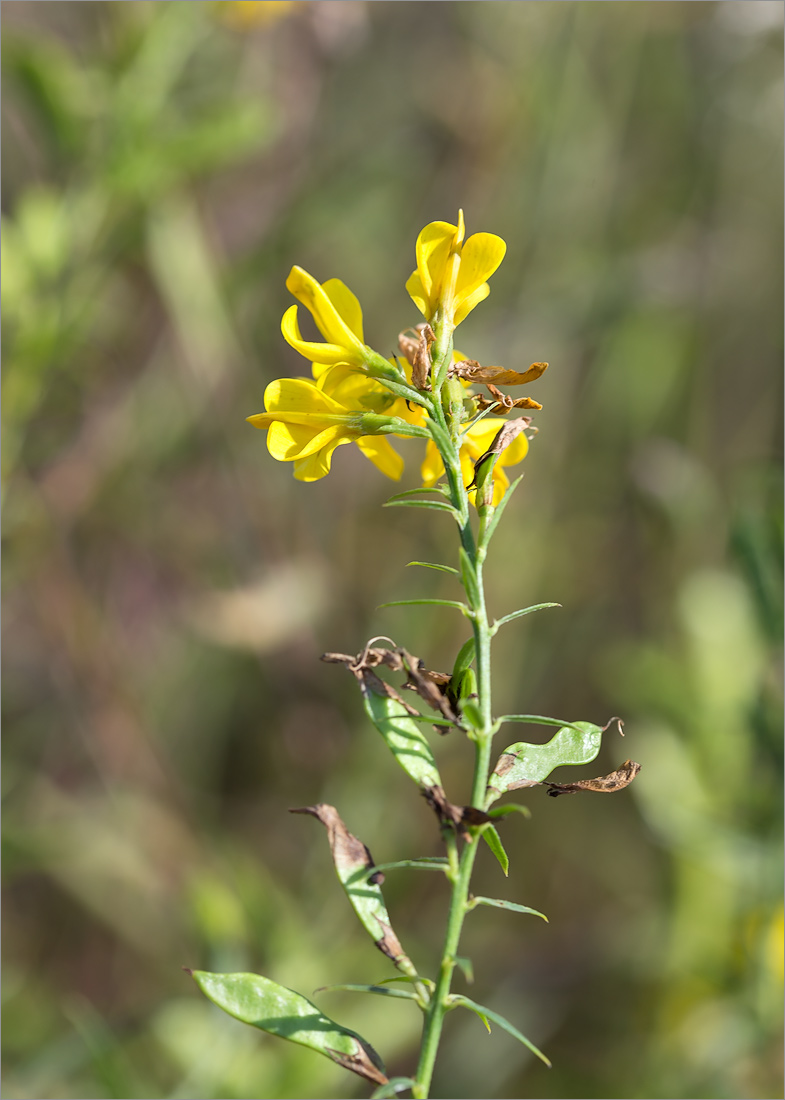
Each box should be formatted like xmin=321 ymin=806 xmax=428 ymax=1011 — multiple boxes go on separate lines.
xmin=247 ymin=367 xmax=408 ymax=482
xmin=214 ymin=1 xmax=299 ymax=30
xmin=406 ymin=211 xmax=506 ymax=329
xmin=421 ymin=417 xmax=528 ymax=506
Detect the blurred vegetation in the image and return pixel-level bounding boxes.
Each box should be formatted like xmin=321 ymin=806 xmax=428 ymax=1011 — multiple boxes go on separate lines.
xmin=2 ymin=2 xmax=782 ymax=1098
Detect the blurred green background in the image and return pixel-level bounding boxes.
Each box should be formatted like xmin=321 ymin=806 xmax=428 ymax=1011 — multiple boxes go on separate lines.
xmin=2 ymin=2 xmax=782 ymax=1098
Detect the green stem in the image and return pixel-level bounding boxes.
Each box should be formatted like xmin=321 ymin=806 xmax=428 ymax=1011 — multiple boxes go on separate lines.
xmin=412 ymin=388 xmax=496 ymax=1100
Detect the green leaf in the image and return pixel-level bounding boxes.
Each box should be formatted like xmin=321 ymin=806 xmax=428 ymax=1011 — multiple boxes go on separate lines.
xmin=371 ymin=1077 xmax=418 ymax=1099
xmin=405 ymin=714 xmax=454 ymax=728
xmin=460 ymin=699 xmax=483 ymax=731
xmin=189 ymin=970 xmax=389 ymax=1085
xmin=316 ymin=984 xmax=417 ymax=1001
xmin=406 ymin=560 xmax=459 ymax=575
xmin=490 ymin=603 xmax=561 ymax=634
xmin=387 ymin=487 xmax=449 ymax=503
xmin=467 ymin=896 xmax=548 ymax=921
xmin=459 ymin=547 xmax=481 ymax=611
xmin=374 ymin=374 xmax=431 ymax=407
xmin=378 ymin=599 xmax=470 ymax=614
xmin=454 ymin=955 xmax=474 ymax=984
xmin=497 ymin=714 xmax=581 ymax=729
xmin=369 ymin=858 xmax=449 ymax=875
xmin=480 ymin=824 xmax=509 ymax=876
xmin=360 ymin=677 xmax=443 ymax=790
xmin=479 ymin=474 xmax=524 ymax=549
xmin=486 ymin=721 xmax=605 ymax=803
xmin=451 ymin=637 xmax=476 ymax=682
xmin=376 ymin=975 xmax=435 ymax=991
xmin=449 ymin=995 xmax=551 ymax=1067
xmin=486 ymin=804 xmax=532 ymax=820
xmin=456 ymin=999 xmax=492 ymax=1033
xmin=382 ymin=499 xmax=458 ymax=517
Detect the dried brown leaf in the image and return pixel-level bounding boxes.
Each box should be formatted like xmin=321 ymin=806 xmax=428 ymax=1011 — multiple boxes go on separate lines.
xmin=451 ymin=360 xmax=548 ymax=386
xmin=398 ymin=324 xmax=434 ymax=390
xmin=422 ymin=785 xmax=490 ymax=838
xmin=467 ymin=418 xmax=532 ymax=490
xmin=545 ymin=759 xmax=641 ymax=797
xmin=398 ymin=647 xmax=459 ymax=723
xmin=290 ymin=803 xmax=380 ymax=878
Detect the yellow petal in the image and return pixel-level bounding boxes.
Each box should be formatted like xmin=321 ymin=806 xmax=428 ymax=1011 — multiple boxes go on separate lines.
xmin=320 ymin=278 xmax=364 ymax=342
xmin=356 ymin=436 xmax=404 ymax=480
xmin=264 ymin=376 xmax=344 ymax=416
xmin=268 ymin=421 xmax=344 ymax=461
xmin=421 ymin=441 xmax=446 ymax=487
xmin=454 ymin=233 xmax=506 ymax=314
xmin=454 ymin=282 xmax=490 ymax=326
xmin=281 ymin=305 xmax=352 ymax=365
xmin=285 ymin=266 xmax=366 ymax=357
xmin=414 ymin=221 xmax=457 ymax=303
xmin=293 ymin=441 xmax=344 ymax=482
xmin=405 ymin=270 xmax=429 ymax=317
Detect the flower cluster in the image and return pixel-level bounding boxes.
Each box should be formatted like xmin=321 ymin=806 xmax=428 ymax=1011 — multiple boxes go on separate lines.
xmin=248 ymin=212 xmax=545 ymax=502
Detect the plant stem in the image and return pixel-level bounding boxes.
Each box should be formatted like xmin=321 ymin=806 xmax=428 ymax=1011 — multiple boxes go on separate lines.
xmin=412 ymin=405 xmax=496 ymax=1100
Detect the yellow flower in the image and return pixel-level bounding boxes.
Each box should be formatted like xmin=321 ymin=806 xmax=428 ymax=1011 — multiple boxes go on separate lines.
xmin=406 ymin=211 xmax=507 ymax=328
xmin=282 ymin=266 xmax=396 ymax=380
xmin=247 ymin=367 xmax=409 ymax=483
xmin=421 ymin=418 xmax=529 ymax=506
xmin=214 ymin=1 xmax=299 ymax=30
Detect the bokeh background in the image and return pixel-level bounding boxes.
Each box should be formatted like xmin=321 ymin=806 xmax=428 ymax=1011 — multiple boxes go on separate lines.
xmin=3 ymin=2 xmax=783 ymax=1098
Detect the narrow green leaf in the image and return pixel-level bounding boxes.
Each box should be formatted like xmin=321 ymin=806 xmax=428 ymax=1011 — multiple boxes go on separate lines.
xmin=490 ymin=603 xmax=561 ymax=634
xmin=468 ymin=896 xmax=548 ymax=921
xmin=387 ymin=487 xmax=449 ymax=503
xmin=458 ymin=547 xmax=481 ymax=611
xmin=479 ymin=474 xmax=524 ymax=549
xmin=450 ymin=995 xmax=551 ymax=1067
xmin=376 ymin=975 xmax=435 ymax=991
xmin=189 ymin=970 xmax=389 ymax=1085
xmin=460 ymin=699 xmax=483 ymax=731
xmin=446 ymin=1003 xmax=488 ymax=1034
xmin=316 ymin=984 xmax=417 ymax=1001
xmin=378 ymin=599 xmax=470 ymax=613
xmin=368 ymin=858 xmax=449 ymax=875
xmin=383 ymin=499 xmax=458 ymax=516
xmin=498 ymin=714 xmax=583 ymax=731
xmin=451 ymin=637 xmax=476 ymax=681
xmin=454 ymin=956 xmax=474 ymax=984
xmin=480 ymin=824 xmax=509 ymax=876
xmin=405 ymin=714 xmax=454 ymax=728
xmin=371 ymin=1077 xmax=417 ymax=1099
xmin=374 ymin=374 xmax=431 ymax=407
xmin=360 ymin=677 xmax=443 ymax=790
xmin=486 ymin=804 xmax=532 ymax=820
xmin=406 ymin=560 xmax=459 ymax=575
xmin=486 ymin=721 xmax=605 ymax=803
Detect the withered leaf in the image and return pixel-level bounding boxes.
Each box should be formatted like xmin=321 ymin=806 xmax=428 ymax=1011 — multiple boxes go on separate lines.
xmin=290 ymin=803 xmax=379 ymax=879
xmin=422 ymin=785 xmax=491 ymax=839
xmin=323 ymin=644 xmax=458 ymax=726
xmin=398 ymin=323 xmax=434 ymax=390
xmin=398 ymin=647 xmax=459 ymax=724
xmin=451 ymin=360 xmax=548 ymax=387
xmin=289 ymin=804 xmax=408 ymax=964
xmin=476 ymin=386 xmax=542 ymax=414
xmin=545 ymin=759 xmax=641 ymax=798
xmin=467 ymin=417 xmax=532 ymax=490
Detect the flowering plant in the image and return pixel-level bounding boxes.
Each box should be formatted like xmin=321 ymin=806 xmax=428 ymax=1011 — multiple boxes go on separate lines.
xmin=190 ymin=213 xmax=639 ymax=1099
